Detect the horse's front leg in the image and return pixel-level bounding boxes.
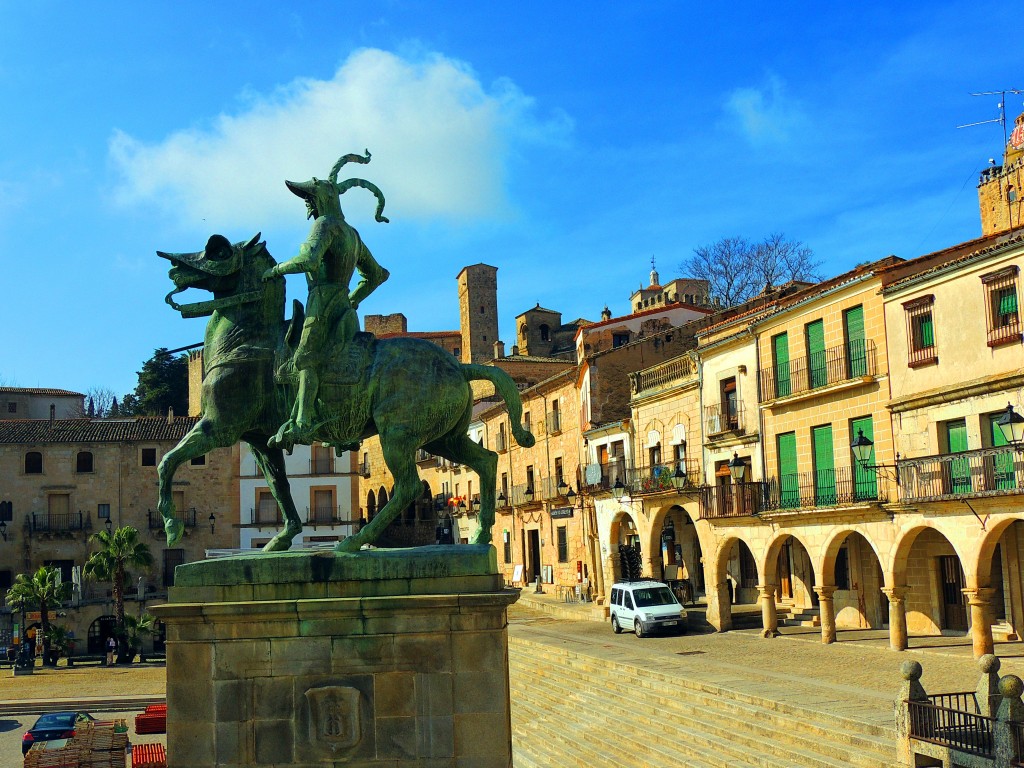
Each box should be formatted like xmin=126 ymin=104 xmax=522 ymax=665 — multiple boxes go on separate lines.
xmin=158 ymin=419 xmax=224 ymax=546
xmin=249 ymin=439 xmax=303 ymax=552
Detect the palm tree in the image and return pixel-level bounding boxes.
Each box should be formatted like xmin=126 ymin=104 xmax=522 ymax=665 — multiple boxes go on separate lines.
xmin=84 ymin=526 xmax=153 ymax=659
xmin=5 ymin=566 xmax=72 ymax=666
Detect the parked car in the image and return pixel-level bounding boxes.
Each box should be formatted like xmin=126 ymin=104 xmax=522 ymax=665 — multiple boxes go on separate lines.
xmin=609 ymin=581 xmax=687 ymax=637
xmin=22 ymin=711 xmax=94 ymax=754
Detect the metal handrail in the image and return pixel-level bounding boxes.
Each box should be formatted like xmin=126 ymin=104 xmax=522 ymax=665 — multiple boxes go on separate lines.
xmin=762 ymin=466 xmax=887 ymax=511
xmin=30 ymin=511 xmax=85 ymax=533
xmin=898 ymin=446 xmax=1024 ymax=503
xmin=629 ymin=355 xmax=697 ymax=394
xmin=626 ymin=461 xmax=701 ymax=495
xmin=584 ymin=460 xmax=629 ymax=491
xmin=249 ymin=506 xmax=282 ymax=525
xmin=907 ymin=699 xmax=994 ymax=757
xmin=699 ymin=483 xmax=765 ymax=519
xmin=760 ymin=339 xmax=877 ymax=400
xmin=704 ymin=401 xmax=745 ymax=436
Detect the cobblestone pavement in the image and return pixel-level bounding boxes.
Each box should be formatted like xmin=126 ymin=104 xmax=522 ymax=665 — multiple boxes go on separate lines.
xmin=0 ymin=663 xmax=166 ymax=702
xmin=508 ymin=601 xmax=1024 ymax=730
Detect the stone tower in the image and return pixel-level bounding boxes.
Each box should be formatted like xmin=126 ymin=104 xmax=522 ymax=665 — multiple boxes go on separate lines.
xmin=457 ymin=264 xmax=499 ymax=364
xmin=978 ymin=111 xmax=1024 ymax=236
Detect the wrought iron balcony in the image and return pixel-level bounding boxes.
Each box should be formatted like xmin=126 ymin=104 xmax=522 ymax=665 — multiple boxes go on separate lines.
xmin=305 ymin=506 xmax=351 ymax=526
xmin=510 ymin=483 xmax=538 ymax=506
xmin=30 ymin=511 xmax=85 ymax=534
xmin=416 ymin=449 xmax=434 ymax=465
xmin=584 ymin=459 xmax=629 ymax=492
xmin=761 ymin=466 xmax=887 ymax=512
xmin=698 ymin=483 xmax=766 ymax=519
xmin=626 ymin=461 xmax=701 ymax=495
xmin=546 ymin=411 xmax=562 ymax=434
xmin=704 ymin=401 xmax=745 ymax=436
xmin=760 ymin=339 xmax=877 ymax=401
xmin=494 ymin=433 xmax=508 ymax=453
xmin=248 ymin=506 xmax=282 ymax=526
xmin=148 ymin=508 xmax=198 ymax=530
xmin=308 ymin=456 xmax=340 ymax=475
xmin=535 ymin=475 xmax=573 ymax=500
xmin=898 ymin=446 xmax=1024 ymax=503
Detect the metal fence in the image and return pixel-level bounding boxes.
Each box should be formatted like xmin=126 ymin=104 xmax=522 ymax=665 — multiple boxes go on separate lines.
xmin=760 ymin=339 xmax=877 ymax=401
xmin=704 ymin=401 xmax=745 ymax=436
xmin=699 ymin=483 xmax=765 ymax=519
xmin=626 ymin=461 xmax=701 ymax=495
xmin=30 ymin=511 xmax=85 ymax=533
xmin=629 ymin=355 xmax=696 ymax=394
xmin=908 ymin=699 xmax=994 ymax=758
xmin=762 ymin=466 xmax=887 ymax=511
xmin=899 ymin=446 xmax=1024 ymax=503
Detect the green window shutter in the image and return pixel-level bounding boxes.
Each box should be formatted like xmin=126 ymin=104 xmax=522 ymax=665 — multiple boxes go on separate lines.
xmin=990 ymin=414 xmax=1017 ymax=490
xmin=773 ymin=332 xmax=790 ymax=398
xmin=998 ymin=288 xmax=1018 ymax=318
xmin=812 ymin=424 xmax=836 ymax=505
xmin=806 ymin=319 xmax=827 ymax=388
xmin=777 ymin=432 xmax=799 ymax=508
xmin=919 ymin=314 xmax=934 ymax=348
xmin=844 ymin=305 xmax=867 ymax=377
xmin=946 ymin=419 xmax=971 ymax=494
xmin=850 ymin=416 xmax=877 ymax=500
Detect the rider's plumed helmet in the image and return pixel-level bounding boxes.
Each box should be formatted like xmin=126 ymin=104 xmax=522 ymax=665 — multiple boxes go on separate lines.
xmin=285 ymin=150 xmax=389 ymax=223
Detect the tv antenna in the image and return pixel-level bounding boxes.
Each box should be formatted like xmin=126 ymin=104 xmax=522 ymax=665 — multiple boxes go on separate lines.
xmin=958 ymin=89 xmax=1024 ymax=148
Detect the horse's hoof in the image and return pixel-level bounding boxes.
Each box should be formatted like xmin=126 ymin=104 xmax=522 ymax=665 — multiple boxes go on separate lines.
xmin=334 ymin=536 xmax=362 ymax=553
xmin=262 ymin=534 xmax=293 ymax=552
xmin=165 ymin=518 xmax=184 ymax=547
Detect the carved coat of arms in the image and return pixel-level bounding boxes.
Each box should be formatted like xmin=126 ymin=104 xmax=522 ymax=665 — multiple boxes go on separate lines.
xmin=305 ymin=685 xmax=362 ymax=752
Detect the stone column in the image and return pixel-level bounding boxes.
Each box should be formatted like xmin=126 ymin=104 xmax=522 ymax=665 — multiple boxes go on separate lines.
xmin=894 ymin=660 xmax=928 ymax=767
xmin=642 ymin=554 xmax=659 ymax=581
xmin=814 ymin=585 xmax=837 ymax=644
xmin=704 ymin=580 xmax=732 ymax=632
xmin=882 ymin=586 xmax=910 ymax=651
xmin=994 ymin=675 xmax=1024 ymax=767
xmin=758 ymin=584 xmax=779 ymax=639
xmin=964 ymin=587 xmax=996 ymax=659
xmin=603 ymin=554 xmax=618 ymax=592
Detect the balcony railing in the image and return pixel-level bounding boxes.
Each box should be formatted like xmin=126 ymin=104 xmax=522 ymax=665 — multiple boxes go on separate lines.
xmin=415 ymin=449 xmax=434 ymax=465
xmin=249 ymin=506 xmax=282 ymax=526
xmin=898 ymin=446 xmax=1024 ymax=503
xmin=546 ymin=412 xmax=562 ymax=434
xmin=699 ymin=483 xmax=765 ymax=519
xmin=629 ymin=355 xmax=696 ymax=394
xmin=760 ymin=339 xmax=877 ymax=401
xmin=306 ymin=506 xmax=352 ymax=526
xmin=705 ymin=401 xmax=745 ymax=436
xmin=309 ymin=456 xmax=340 ymax=475
xmin=510 ymin=483 xmax=538 ymax=506
xmin=761 ymin=466 xmax=887 ymax=512
xmin=147 ymin=508 xmax=198 ymax=530
xmin=585 ymin=459 xmax=628 ymax=492
xmin=30 ymin=511 xmax=85 ymax=534
xmin=626 ymin=461 xmax=701 ymax=495
xmin=534 ymin=475 xmax=573 ymax=500
xmin=495 ymin=433 xmax=508 ymax=453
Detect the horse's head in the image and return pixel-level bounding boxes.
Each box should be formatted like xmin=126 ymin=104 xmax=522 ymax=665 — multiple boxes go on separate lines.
xmin=158 ymin=233 xmax=277 ymax=318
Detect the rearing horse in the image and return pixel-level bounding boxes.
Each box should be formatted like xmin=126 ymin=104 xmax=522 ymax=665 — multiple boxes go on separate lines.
xmin=155 ymin=233 xmax=534 ymax=552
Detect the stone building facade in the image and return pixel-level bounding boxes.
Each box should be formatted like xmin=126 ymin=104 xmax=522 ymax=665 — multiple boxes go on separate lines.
xmin=0 ymin=387 xmax=85 ymax=421
xmin=0 ymin=415 xmax=238 ymax=651
xmin=978 ymin=112 xmax=1024 ymax=237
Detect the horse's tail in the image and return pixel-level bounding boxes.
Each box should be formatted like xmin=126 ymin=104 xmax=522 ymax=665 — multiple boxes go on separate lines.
xmin=461 ymin=364 xmax=536 ymax=448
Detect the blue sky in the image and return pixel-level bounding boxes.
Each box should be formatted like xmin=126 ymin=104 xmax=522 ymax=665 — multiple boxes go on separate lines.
xmin=0 ymin=2 xmax=1015 ymax=398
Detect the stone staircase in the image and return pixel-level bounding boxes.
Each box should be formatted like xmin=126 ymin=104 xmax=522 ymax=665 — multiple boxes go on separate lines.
xmin=780 ymin=606 xmax=821 ymax=628
xmin=509 ymin=636 xmax=896 ymax=768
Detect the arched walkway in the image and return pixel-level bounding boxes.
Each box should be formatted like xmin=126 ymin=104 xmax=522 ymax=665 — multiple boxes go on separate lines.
xmin=705 ymin=536 xmax=760 ymax=633
xmin=649 ymin=505 xmax=704 ymax=602
xmin=975 ymin=517 xmax=1024 ymax=651
xmin=366 ymin=490 xmax=376 ymax=521
xmin=87 ymin=615 xmax=116 ymax=655
xmin=605 ymin=511 xmax=642 ymax=584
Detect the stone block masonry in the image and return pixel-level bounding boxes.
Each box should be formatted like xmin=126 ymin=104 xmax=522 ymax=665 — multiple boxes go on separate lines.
xmin=153 ymin=546 xmax=519 ymax=768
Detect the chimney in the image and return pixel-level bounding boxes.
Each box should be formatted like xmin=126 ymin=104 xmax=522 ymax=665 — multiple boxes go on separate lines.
xmin=511 ymin=345 xmax=520 ymax=356
xmin=167 ymin=406 xmax=175 ymax=425
xmin=493 ymin=340 xmax=505 ymax=359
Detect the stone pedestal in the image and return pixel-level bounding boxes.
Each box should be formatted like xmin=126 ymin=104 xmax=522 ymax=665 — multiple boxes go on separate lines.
xmin=151 ymin=545 xmax=518 ymax=768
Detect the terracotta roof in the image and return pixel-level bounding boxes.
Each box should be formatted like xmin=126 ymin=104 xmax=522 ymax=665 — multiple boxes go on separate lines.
xmin=879 ymin=231 xmax=1022 ymax=292
xmin=0 ymin=387 xmax=85 ymax=397
xmin=575 ymin=302 xmax=712 ymax=338
xmin=0 ymin=417 xmax=201 ymax=444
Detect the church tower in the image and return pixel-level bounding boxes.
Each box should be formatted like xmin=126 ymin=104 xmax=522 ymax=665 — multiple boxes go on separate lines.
xmin=457 ymin=264 xmax=499 ymax=364
xmin=978 ymin=111 xmax=1024 ymax=236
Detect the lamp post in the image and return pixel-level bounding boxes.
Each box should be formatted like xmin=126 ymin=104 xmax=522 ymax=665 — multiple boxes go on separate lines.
xmin=471 ymin=497 xmax=480 ymax=514
xmin=850 ymin=429 xmax=900 ymax=486
xmin=612 ymin=478 xmax=626 ymax=500
xmin=728 ymin=453 xmax=746 ymax=482
xmin=996 ymin=403 xmax=1024 ymax=451
xmin=497 ymin=491 xmax=507 ymax=509
xmin=671 ymin=465 xmax=687 ymax=491
xmin=524 ymin=486 xmax=535 ymax=503
xmin=105 ymin=518 xmax=112 ymax=534
xmin=0 ymin=520 xmax=6 ymax=542
xmin=209 ymin=513 xmax=216 ymax=534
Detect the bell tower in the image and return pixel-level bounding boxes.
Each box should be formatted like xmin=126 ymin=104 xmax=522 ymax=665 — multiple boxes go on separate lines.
xmin=978 ymin=111 xmax=1024 ymax=236
xmin=457 ymin=264 xmax=499 ymax=364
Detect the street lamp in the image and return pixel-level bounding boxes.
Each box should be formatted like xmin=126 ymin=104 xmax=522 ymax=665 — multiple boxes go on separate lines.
xmin=471 ymin=497 xmax=481 ymax=513
xmin=996 ymin=403 xmax=1024 ymax=450
xmin=209 ymin=513 xmax=216 ymax=534
xmin=497 ymin=491 xmax=507 ymax=508
xmin=524 ymin=486 xmax=534 ymax=503
xmin=557 ymin=479 xmax=569 ymax=497
xmin=728 ymin=453 xmax=746 ymax=482
xmin=0 ymin=520 xmax=7 ymax=542
xmin=671 ymin=465 xmax=688 ymax=491
xmin=612 ymin=478 xmax=626 ymax=499
xmin=105 ymin=518 xmax=112 ymax=534
xmin=850 ymin=429 xmax=900 ymax=485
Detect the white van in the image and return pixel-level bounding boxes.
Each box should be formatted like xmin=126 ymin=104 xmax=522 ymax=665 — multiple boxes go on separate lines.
xmin=609 ymin=581 xmax=687 ymax=637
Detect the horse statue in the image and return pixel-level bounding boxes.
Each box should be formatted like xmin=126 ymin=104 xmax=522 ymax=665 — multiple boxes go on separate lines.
xmin=155 ymin=232 xmax=534 ymax=552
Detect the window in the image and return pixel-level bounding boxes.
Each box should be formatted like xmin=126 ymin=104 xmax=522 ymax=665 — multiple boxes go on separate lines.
xmin=982 ymin=266 xmax=1021 ymax=347
xmin=25 ymin=451 xmax=42 ymax=474
xmin=44 ymin=559 xmax=73 ymax=584
xmin=526 ymin=465 xmax=535 ymax=492
xmin=843 ymin=305 xmax=867 ymax=378
xmin=850 ymin=416 xmax=877 ymax=501
xmin=811 ymin=424 xmax=836 ymax=506
xmin=805 ymin=319 xmax=827 ymax=389
xmin=772 ymin=332 xmax=791 ymax=398
xmin=453 ymin=347 xmax=460 ymax=358
xmin=312 ymin=489 xmax=335 ymax=523
xmin=903 ymin=295 xmax=937 ymax=367
xmin=7 ymin=402 xmax=16 ymax=413
xmin=503 ymin=530 xmax=512 ymax=563
xmin=720 ymin=378 xmax=738 ymax=429
xmin=500 ymin=472 xmax=509 ymax=500
xmin=944 ymin=418 xmax=971 ymax=495
xmin=649 ymin=443 xmax=662 ymax=467
xmin=777 ymin=432 xmax=799 ymax=509
xmin=739 ymin=547 xmax=758 ymax=589
xmin=613 ymin=333 xmax=630 ymax=348
xmin=76 ymin=451 xmax=94 ymax=473
xmin=523 ymin=412 xmax=531 ymax=432
xmin=311 ymin=443 xmax=333 ymax=474
xmin=674 ymin=442 xmax=686 ymax=470
xmin=141 ymin=448 xmax=157 ymax=467
xmin=163 ymin=549 xmax=185 ymax=588
xmin=97 ymin=503 xmax=110 ymax=519
xmin=256 ymin=490 xmax=278 ymax=524
xmin=0 ymin=570 xmax=11 ymax=592
xmin=557 ymin=526 xmax=568 ymax=563
xmin=0 ymin=501 xmax=12 ymax=521
xmin=835 ymin=545 xmax=851 ymax=590
xmin=479 ymin=305 xmax=485 ymax=315
xmin=190 ymin=454 xmax=206 ymax=466
xmin=539 ymin=324 xmax=550 ymax=342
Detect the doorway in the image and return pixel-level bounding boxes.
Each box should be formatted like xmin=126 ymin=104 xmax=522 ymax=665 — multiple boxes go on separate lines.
xmin=527 ymin=529 xmax=542 ymax=583
xmin=939 ymin=555 xmax=968 ymax=631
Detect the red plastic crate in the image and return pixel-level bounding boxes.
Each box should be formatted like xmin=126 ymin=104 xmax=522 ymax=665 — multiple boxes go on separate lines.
xmin=131 ymin=743 xmax=166 ymax=768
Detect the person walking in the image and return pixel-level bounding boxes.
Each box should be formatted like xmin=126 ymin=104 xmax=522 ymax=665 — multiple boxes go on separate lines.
xmin=106 ymin=635 xmax=116 ymax=666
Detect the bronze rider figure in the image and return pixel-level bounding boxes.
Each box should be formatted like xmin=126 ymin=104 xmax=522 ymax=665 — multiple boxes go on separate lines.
xmin=262 ymin=150 xmax=390 ymax=450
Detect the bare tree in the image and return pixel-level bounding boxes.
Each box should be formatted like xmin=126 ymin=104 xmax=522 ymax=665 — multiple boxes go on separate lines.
xmin=681 ymin=233 xmax=822 ymax=307
xmin=84 ymin=387 xmax=118 ymax=418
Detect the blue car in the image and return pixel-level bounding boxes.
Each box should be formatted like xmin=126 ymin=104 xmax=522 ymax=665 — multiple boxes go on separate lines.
xmin=22 ymin=711 xmax=94 ymax=754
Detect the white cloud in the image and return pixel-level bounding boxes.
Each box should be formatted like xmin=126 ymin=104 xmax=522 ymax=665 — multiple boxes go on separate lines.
xmin=109 ymin=48 xmax=568 ymax=228
xmin=724 ymin=75 xmax=804 ymax=144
